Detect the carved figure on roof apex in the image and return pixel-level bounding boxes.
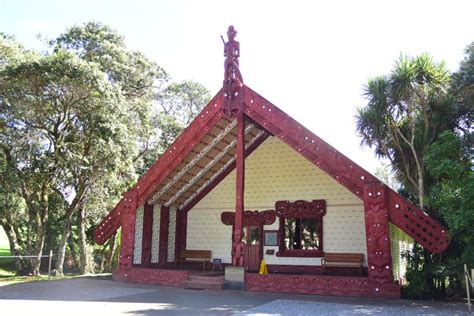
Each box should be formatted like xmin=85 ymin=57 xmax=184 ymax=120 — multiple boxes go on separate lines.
xmin=223 ymin=25 xmax=243 ymax=85
xmin=222 ymin=25 xmax=244 ymax=116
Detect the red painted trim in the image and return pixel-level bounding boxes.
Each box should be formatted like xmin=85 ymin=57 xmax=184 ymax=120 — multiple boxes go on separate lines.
xmin=113 ymin=268 xmax=188 ymax=287
xmin=174 ymin=209 xmax=188 ymax=262
xmin=363 ymin=183 xmax=398 ymax=298
xmin=93 ymin=200 xmax=123 ymax=245
xmin=158 ymin=205 xmax=170 ymax=266
xmin=119 ymin=190 xmax=138 ymax=269
xmin=232 ymin=112 xmax=245 ymax=267
xmin=387 ymin=187 xmax=449 ymax=253
xmin=141 ymin=203 xmax=154 ymax=267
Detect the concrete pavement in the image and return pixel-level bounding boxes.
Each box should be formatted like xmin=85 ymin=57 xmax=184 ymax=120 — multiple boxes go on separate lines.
xmin=0 ymin=276 xmax=469 ymax=315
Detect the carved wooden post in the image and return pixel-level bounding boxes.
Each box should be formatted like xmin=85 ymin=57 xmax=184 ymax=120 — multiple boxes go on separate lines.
xmin=119 ymin=190 xmax=138 ymax=269
xmin=364 ymin=182 xmax=400 ymax=298
xmin=158 ymin=205 xmax=170 ymax=266
xmin=173 ymin=209 xmax=189 ymax=265
xmin=141 ymin=203 xmax=154 ymax=267
xmin=232 ymin=112 xmax=245 ymax=267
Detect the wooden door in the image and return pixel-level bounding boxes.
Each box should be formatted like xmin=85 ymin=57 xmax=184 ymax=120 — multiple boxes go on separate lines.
xmin=243 ymin=226 xmax=262 ymax=272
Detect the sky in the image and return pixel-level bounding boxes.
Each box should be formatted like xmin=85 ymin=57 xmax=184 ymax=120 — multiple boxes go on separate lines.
xmin=1 ymin=0 xmax=473 ymax=173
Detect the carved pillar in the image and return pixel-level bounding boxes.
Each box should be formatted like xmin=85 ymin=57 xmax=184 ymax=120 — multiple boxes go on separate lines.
xmin=232 ymin=112 xmax=245 ymax=267
xmin=364 ymin=183 xmax=400 ymax=298
xmin=119 ymin=190 xmax=138 ymax=269
xmin=174 ymin=209 xmax=188 ymax=263
xmin=158 ymin=205 xmax=170 ymax=266
xmin=141 ymin=203 xmax=154 ymax=267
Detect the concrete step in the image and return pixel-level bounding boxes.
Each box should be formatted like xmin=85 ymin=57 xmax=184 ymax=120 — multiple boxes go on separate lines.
xmin=188 ymin=275 xmax=225 ymax=283
xmin=182 ymin=280 xmax=224 ymax=290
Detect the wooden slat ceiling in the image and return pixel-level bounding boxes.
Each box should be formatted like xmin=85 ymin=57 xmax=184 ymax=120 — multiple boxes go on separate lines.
xmin=147 ymin=116 xmax=266 ymax=209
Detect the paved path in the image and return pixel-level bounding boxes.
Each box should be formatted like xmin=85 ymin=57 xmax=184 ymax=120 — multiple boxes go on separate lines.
xmin=0 ymin=277 xmax=469 ymax=315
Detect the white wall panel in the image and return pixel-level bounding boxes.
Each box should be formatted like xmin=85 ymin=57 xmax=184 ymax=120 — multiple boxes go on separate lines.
xmin=151 ymin=203 xmax=161 ymax=263
xmin=132 ymin=205 xmax=144 ymax=265
xmin=167 ymin=207 xmax=176 ymax=262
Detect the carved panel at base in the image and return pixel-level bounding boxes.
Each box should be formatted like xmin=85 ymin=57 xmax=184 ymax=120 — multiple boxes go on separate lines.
xmin=113 ymin=268 xmax=188 ymax=287
xmin=245 ymin=274 xmax=370 ymax=297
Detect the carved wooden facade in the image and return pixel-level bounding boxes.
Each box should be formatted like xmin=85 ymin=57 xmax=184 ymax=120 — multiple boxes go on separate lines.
xmin=93 ymin=26 xmax=450 ymax=299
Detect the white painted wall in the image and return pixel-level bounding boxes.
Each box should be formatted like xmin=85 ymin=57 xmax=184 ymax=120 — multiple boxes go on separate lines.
xmin=151 ymin=203 xmax=161 ymax=263
xmin=167 ymin=207 xmax=176 ymax=262
xmin=187 ymin=136 xmax=367 ymax=266
xmin=133 ymin=205 xmax=144 ymax=264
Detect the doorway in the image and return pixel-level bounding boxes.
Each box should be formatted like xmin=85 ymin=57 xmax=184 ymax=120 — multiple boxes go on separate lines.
xmin=243 ymin=226 xmax=262 ymax=272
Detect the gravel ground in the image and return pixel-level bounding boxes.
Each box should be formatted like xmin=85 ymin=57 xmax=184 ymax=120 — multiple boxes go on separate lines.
xmin=0 ymin=277 xmax=470 ymax=315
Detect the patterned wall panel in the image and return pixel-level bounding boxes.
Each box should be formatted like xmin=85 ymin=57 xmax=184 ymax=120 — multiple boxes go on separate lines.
xmin=189 ymin=137 xmax=367 ymax=266
xmin=187 ymin=209 xmax=233 ymax=262
xmin=132 ymin=206 xmax=144 ymax=265
xmin=167 ymin=207 xmax=176 ymax=262
xmin=151 ymin=203 xmax=161 ymax=263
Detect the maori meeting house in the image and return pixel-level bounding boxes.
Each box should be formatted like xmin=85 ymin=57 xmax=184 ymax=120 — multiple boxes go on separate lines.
xmin=94 ymin=26 xmax=450 ymax=298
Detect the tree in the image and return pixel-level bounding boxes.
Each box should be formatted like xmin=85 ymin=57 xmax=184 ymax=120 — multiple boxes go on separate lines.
xmin=157 ymin=80 xmax=211 ymax=126
xmin=356 ymin=53 xmax=453 ymax=209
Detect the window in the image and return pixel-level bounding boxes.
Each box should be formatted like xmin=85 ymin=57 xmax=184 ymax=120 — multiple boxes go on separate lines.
xmin=276 ymin=200 xmax=326 ymax=257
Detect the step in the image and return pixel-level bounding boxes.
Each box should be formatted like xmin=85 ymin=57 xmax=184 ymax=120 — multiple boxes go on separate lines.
xmin=188 ymin=275 xmax=225 ymax=283
xmin=182 ymin=280 xmax=224 ymax=290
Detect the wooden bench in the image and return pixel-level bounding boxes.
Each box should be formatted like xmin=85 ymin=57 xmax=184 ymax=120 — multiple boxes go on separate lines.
xmin=179 ymin=250 xmax=212 ymax=270
xmin=321 ymin=253 xmax=364 ymax=275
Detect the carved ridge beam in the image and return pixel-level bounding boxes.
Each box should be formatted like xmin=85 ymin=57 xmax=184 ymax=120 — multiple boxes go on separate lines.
xmin=148 ymin=119 xmax=237 ymax=204
xmin=165 ymin=123 xmax=255 ymax=207
xmin=179 ymin=129 xmax=267 ymax=210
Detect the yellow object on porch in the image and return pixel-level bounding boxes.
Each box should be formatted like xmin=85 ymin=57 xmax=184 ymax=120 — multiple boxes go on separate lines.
xmin=259 ymin=259 xmax=268 ymax=275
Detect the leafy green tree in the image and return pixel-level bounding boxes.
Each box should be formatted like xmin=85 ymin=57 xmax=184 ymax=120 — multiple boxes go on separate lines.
xmin=157 ymin=80 xmax=211 ymax=126
xmin=1 ymin=23 xmax=212 ymax=276
xmin=356 ymin=53 xmax=453 ymax=209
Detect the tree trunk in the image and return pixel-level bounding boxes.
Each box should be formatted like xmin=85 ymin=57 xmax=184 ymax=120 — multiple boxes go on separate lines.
xmin=67 ymin=234 xmax=79 ymax=269
xmin=1 ymin=221 xmax=27 ymax=274
xmin=30 ymin=214 xmax=46 ymax=275
xmin=55 ymin=219 xmax=73 ymax=276
xmin=78 ymin=206 xmax=90 ymax=274
xmin=55 ymin=184 xmax=86 ymax=276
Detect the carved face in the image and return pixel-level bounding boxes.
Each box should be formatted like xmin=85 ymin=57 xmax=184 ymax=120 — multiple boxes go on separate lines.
xmin=227 ymin=25 xmax=237 ymax=40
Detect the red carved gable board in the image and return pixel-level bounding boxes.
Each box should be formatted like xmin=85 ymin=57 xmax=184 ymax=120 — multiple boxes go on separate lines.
xmin=94 ymin=83 xmax=449 ymax=254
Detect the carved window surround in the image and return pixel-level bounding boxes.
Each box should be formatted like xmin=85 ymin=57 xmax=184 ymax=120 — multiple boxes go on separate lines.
xmin=276 ymin=200 xmax=326 ymax=258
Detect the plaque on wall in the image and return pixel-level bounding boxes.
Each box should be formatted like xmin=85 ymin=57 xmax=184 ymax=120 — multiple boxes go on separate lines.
xmin=264 ymin=230 xmax=278 ymax=246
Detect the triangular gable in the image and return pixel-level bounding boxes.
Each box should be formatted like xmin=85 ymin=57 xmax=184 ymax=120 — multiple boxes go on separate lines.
xmin=94 ymin=84 xmax=449 ymax=254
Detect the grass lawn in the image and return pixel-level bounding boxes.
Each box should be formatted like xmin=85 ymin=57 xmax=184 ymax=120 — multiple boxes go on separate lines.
xmin=0 ymin=227 xmax=16 ymax=277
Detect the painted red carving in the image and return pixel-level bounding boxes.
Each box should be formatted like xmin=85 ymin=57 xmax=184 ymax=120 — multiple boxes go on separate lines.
xmin=174 ymin=209 xmax=188 ymax=263
xmin=221 ymin=210 xmax=276 ymax=226
xmin=113 ymin=268 xmax=188 ymax=287
xmin=275 ymin=200 xmax=326 ymax=218
xmin=363 ymin=183 xmax=400 ymax=298
xmin=246 ymin=273 xmax=369 ymax=297
xmin=119 ymin=190 xmax=138 ymax=269
xmin=222 ymin=26 xmax=244 ymax=116
xmin=159 ymin=205 xmax=170 ymax=266
xmin=141 ymin=203 xmax=154 ymax=267
xmin=276 ymin=200 xmax=326 ymax=257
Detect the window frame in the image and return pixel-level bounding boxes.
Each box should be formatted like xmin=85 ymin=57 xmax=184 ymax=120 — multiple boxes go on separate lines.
xmin=276 ymin=200 xmax=326 ymax=257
